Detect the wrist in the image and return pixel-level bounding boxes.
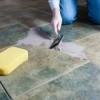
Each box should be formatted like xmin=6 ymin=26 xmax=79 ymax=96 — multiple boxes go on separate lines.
xmin=53 ymin=8 xmax=60 ymax=16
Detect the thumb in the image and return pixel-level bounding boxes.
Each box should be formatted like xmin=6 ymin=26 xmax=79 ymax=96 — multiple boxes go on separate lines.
xmin=57 ymin=21 xmax=62 ymax=31
xmin=53 ymin=22 xmax=58 ymax=35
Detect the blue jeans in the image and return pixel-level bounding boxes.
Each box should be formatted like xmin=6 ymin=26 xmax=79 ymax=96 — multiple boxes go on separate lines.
xmin=60 ymin=0 xmax=100 ymax=24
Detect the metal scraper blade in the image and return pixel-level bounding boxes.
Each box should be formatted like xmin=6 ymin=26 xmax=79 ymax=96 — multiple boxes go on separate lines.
xmin=49 ymin=34 xmax=63 ymax=49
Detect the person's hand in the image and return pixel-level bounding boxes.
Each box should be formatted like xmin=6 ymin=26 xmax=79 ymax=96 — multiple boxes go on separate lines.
xmin=51 ymin=9 xmax=62 ymax=37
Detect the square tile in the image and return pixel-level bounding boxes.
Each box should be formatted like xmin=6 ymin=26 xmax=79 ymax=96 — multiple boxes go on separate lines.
xmin=0 ymin=24 xmax=28 ymax=48
xmin=75 ymin=34 xmax=100 ymax=66
xmin=16 ymin=62 xmax=100 ymax=100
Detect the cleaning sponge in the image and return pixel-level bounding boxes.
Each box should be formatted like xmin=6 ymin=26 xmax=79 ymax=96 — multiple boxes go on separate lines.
xmin=0 ymin=47 xmax=28 ymax=75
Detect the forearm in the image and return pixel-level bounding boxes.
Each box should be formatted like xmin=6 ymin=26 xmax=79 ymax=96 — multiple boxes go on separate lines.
xmin=48 ymin=0 xmax=60 ymax=17
xmin=48 ymin=0 xmax=60 ymax=11
xmin=48 ymin=0 xmax=62 ymax=35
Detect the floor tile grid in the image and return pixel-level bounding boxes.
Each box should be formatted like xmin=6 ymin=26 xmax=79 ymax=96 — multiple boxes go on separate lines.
xmin=0 ymin=22 xmax=93 ymax=99
xmin=0 ymin=21 xmax=97 ymax=99
xmin=13 ymin=24 xmax=100 ymax=99
xmin=0 ymin=0 xmax=99 ymax=100
xmin=14 ymin=60 xmax=90 ymax=99
xmin=15 ymin=62 xmax=100 ymax=100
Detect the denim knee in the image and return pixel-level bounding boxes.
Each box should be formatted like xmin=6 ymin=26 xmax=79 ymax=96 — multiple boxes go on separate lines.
xmin=88 ymin=9 xmax=100 ymax=24
xmin=61 ymin=13 xmax=77 ymax=25
xmin=60 ymin=0 xmax=77 ymax=25
xmin=90 ymin=16 xmax=100 ymax=24
xmin=88 ymin=0 xmax=100 ymax=24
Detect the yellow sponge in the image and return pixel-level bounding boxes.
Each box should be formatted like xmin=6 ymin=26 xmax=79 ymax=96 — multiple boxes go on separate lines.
xmin=0 ymin=47 xmax=28 ymax=75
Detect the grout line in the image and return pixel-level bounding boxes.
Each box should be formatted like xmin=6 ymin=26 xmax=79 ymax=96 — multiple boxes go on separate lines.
xmin=0 ymin=81 xmax=12 ymax=100
xmin=15 ymin=21 xmax=50 ymax=29
xmin=29 ymin=8 xmax=52 ymax=15
xmin=0 ymin=23 xmax=18 ymax=29
xmin=14 ymin=60 xmax=90 ymax=99
xmin=15 ymin=20 xmax=50 ymax=30
xmin=5 ymin=15 xmax=51 ymax=29
xmin=13 ymin=21 xmax=30 ymax=29
xmin=0 ymin=21 xmax=29 ymax=29
xmin=30 ymin=23 xmax=51 ymax=29
xmin=74 ymin=33 xmax=100 ymax=42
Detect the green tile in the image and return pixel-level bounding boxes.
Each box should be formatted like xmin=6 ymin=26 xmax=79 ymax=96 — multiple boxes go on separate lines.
xmin=17 ymin=62 xmax=100 ymax=100
xmin=0 ymin=84 xmax=9 ymax=100
xmin=0 ymin=45 xmax=87 ymax=99
xmin=75 ymin=34 xmax=100 ymax=66
xmin=0 ymin=24 xmax=28 ymax=48
xmin=61 ymin=22 xmax=100 ymax=42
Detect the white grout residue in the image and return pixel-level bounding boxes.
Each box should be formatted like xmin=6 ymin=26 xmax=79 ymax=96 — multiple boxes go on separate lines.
xmin=16 ymin=28 xmax=87 ymax=60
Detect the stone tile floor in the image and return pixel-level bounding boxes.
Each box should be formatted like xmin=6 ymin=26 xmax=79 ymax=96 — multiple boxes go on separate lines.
xmin=0 ymin=0 xmax=100 ymax=100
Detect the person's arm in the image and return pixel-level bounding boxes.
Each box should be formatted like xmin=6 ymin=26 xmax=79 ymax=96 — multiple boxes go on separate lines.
xmin=48 ymin=0 xmax=62 ymax=37
xmin=48 ymin=0 xmax=60 ymax=11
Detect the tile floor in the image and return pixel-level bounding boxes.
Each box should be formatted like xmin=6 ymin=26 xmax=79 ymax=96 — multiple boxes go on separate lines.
xmin=0 ymin=0 xmax=100 ymax=100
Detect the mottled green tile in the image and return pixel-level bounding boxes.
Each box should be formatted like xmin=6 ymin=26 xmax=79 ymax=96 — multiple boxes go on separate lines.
xmin=0 ymin=24 xmax=28 ymax=48
xmin=16 ymin=62 xmax=100 ymax=100
xmin=0 ymin=84 xmax=9 ymax=100
xmin=0 ymin=45 xmax=87 ymax=99
xmin=75 ymin=34 xmax=100 ymax=65
xmin=61 ymin=22 xmax=100 ymax=42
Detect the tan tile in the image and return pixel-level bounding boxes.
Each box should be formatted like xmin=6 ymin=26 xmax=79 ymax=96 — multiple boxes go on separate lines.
xmin=75 ymin=34 xmax=100 ymax=65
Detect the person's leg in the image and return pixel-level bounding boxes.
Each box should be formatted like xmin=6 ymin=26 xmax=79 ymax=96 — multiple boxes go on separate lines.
xmin=60 ymin=0 xmax=77 ymax=25
xmin=87 ymin=0 xmax=100 ymax=24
